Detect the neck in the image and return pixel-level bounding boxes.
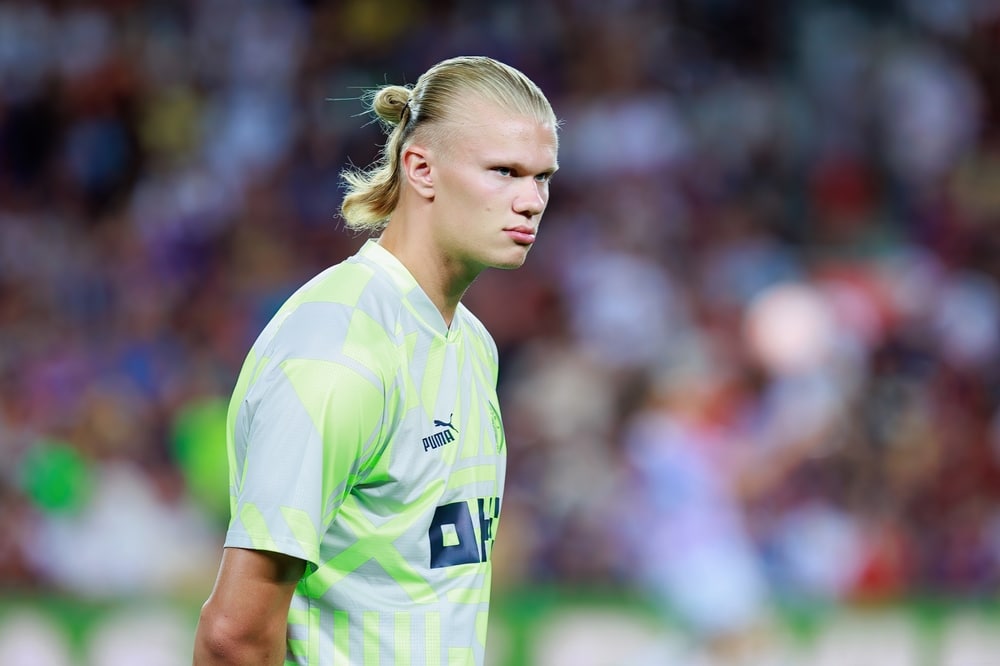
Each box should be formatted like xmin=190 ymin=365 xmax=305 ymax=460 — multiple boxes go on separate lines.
xmin=378 ymin=220 xmax=478 ymax=328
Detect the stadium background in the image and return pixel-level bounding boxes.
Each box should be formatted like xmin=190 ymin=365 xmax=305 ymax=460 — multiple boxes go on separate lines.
xmin=1 ymin=0 xmax=1000 ymax=664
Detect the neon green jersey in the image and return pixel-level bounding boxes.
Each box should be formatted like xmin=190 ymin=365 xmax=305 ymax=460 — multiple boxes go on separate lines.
xmin=224 ymin=240 xmax=507 ymax=666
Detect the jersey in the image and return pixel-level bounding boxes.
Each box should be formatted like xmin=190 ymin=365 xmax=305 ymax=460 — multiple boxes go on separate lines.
xmin=223 ymin=240 xmax=507 ymax=666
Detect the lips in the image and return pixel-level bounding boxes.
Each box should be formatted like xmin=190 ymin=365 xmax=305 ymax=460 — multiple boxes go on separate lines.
xmin=504 ymin=226 xmax=537 ymax=245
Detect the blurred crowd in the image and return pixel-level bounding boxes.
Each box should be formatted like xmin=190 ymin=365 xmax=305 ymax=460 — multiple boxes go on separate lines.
xmin=1 ymin=0 xmax=1000 ymax=646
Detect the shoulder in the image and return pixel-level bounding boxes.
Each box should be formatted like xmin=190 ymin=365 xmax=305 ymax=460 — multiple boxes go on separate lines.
xmin=456 ymin=304 xmax=499 ymax=362
xmin=251 ymin=254 xmax=406 ymax=374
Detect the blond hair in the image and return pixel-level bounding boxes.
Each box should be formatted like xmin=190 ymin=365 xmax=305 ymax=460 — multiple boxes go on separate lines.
xmin=340 ymin=56 xmax=558 ymax=233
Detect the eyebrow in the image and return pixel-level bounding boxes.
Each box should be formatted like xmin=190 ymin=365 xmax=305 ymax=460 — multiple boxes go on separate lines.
xmin=500 ymin=160 xmax=560 ymax=176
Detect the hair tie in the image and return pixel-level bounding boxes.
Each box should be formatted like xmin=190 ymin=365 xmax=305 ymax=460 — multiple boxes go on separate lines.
xmin=399 ymin=98 xmax=414 ymax=126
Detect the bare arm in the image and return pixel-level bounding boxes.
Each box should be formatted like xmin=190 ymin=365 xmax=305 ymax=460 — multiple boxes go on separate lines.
xmin=193 ymin=547 xmax=306 ymax=666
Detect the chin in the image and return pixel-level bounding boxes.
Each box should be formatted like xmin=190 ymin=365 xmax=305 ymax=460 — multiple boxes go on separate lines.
xmin=490 ymin=250 xmax=531 ymax=270
xmin=492 ymin=261 xmax=526 ymax=271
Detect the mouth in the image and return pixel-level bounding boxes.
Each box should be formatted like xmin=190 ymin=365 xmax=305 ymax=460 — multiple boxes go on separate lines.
xmin=504 ymin=226 xmax=537 ymax=245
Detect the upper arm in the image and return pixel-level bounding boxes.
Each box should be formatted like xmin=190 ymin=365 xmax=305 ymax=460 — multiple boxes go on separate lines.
xmin=194 ymin=547 xmax=306 ymax=665
xmin=229 ymin=356 xmax=389 ymax=564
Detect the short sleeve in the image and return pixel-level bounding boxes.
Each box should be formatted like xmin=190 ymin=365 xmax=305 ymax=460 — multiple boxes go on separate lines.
xmin=224 ymin=356 xmax=387 ymax=567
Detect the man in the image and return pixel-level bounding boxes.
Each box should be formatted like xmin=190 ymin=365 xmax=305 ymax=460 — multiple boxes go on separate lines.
xmin=193 ymin=56 xmax=559 ymax=665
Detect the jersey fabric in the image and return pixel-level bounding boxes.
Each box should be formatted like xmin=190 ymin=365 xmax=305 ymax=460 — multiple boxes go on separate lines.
xmin=224 ymin=240 xmax=507 ymax=666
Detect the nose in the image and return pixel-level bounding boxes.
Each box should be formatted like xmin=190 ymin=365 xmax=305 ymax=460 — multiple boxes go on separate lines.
xmin=514 ymin=179 xmax=546 ymax=217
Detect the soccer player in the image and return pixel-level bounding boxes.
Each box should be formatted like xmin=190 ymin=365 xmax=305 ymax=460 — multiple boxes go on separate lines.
xmin=193 ymin=55 xmax=560 ymax=666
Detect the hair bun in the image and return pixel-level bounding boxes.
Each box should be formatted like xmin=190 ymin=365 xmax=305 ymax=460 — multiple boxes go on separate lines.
xmin=372 ymin=85 xmax=413 ymax=125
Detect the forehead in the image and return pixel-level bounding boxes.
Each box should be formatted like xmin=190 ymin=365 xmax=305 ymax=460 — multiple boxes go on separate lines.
xmin=439 ymin=98 xmax=559 ymax=166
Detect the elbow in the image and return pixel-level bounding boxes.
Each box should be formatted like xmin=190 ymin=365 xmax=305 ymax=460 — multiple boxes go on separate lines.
xmin=194 ymin=605 xmax=284 ymax=665
xmin=193 ymin=607 xmax=239 ymax=663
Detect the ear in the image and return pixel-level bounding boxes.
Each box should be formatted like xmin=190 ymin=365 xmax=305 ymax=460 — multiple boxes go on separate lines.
xmin=401 ymin=144 xmax=435 ymax=200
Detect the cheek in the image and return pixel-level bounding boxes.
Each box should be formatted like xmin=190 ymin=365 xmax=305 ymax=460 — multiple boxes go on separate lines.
xmin=469 ymin=181 xmax=505 ymax=213
xmin=443 ymin=171 xmax=506 ymax=218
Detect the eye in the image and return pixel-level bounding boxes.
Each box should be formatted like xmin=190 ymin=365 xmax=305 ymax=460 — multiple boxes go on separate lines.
xmin=535 ymin=172 xmax=553 ymax=183
xmin=493 ymin=166 xmax=514 ymax=177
